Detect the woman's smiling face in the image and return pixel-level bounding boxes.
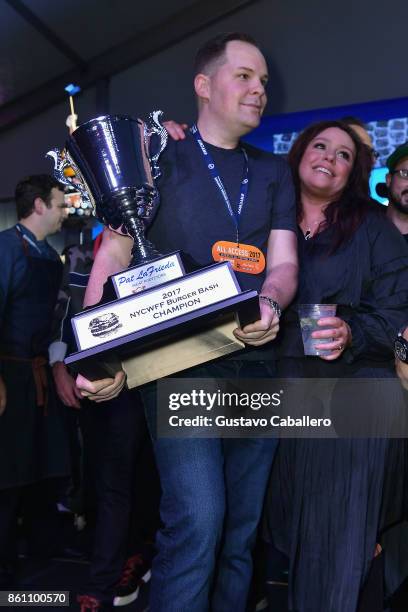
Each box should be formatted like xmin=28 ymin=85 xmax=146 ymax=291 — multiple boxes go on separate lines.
xmin=299 ymin=127 xmax=356 ymax=200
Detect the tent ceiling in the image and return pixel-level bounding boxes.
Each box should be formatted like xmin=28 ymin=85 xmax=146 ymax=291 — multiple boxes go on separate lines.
xmin=0 ymin=0 xmax=254 ymax=132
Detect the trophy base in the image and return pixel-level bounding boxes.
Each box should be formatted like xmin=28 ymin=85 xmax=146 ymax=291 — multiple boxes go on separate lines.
xmin=122 ymin=312 xmax=243 ymax=387
xmin=66 ymin=311 xmax=247 ymax=388
xmin=65 ymin=261 xmax=260 ymax=387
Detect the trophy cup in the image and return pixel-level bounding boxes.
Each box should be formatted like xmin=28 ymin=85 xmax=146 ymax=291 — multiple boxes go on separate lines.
xmin=47 ymin=112 xmax=187 ymax=296
xmin=47 ymin=113 xmax=260 ymax=387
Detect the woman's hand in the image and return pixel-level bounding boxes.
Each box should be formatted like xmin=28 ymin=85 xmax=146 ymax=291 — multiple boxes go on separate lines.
xmin=311 ymin=316 xmax=352 ymax=361
xmin=163 ymin=120 xmax=188 ymax=141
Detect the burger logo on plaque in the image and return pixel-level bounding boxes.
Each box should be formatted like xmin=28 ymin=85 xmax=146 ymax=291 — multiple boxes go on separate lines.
xmin=89 ymin=313 xmax=122 ymax=338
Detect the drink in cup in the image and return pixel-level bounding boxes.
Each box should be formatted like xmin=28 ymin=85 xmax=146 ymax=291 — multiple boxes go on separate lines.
xmin=298 ymin=304 xmax=337 ymax=356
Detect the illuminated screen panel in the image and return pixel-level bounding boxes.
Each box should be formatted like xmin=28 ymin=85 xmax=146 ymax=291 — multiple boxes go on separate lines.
xmin=244 ymin=97 xmax=408 ymax=205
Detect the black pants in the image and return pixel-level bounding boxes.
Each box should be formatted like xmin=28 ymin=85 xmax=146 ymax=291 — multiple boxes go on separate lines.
xmin=0 ymin=477 xmax=64 ymax=578
xmin=80 ymin=388 xmax=160 ymax=602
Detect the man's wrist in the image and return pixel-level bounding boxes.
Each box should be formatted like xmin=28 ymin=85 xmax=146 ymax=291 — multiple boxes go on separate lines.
xmin=52 ymin=361 xmax=68 ymax=374
xmin=259 ymin=295 xmax=281 ymax=319
xmin=48 ymin=341 xmax=68 ymax=366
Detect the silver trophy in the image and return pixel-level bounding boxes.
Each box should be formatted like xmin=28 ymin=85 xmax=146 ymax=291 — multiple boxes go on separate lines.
xmin=47 ymin=112 xmax=168 ymax=266
xmin=49 ymin=115 xmax=260 ymax=389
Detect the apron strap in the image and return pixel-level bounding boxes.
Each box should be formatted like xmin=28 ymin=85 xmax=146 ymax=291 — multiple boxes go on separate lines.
xmin=0 ymin=355 xmax=48 ymax=413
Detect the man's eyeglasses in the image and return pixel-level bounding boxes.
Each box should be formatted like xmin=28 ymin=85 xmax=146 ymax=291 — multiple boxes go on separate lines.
xmin=391 ymin=169 xmax=408 ymax=180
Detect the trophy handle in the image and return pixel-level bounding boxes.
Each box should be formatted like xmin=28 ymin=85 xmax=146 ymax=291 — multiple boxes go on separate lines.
xmin=144 ymin=110 xmax=168 ymax=180
xmin=46 ymin=148 xmax=93 ymax=208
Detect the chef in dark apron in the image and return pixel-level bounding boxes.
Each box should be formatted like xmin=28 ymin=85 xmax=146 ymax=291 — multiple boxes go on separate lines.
xmin=0 ymin=175 xmax=71 ymax=586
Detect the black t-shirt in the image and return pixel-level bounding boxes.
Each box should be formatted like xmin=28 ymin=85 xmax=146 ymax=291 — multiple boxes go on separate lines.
xmin=276 ymin=210 xmax=408 ymax=368
xmin=147 ymin=132 xmax=296 ymax=293
xmin=403 ymin=233 xmax=408 ymax=244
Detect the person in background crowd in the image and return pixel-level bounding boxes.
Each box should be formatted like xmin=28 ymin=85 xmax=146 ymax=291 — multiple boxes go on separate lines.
xmin=0 ymin=175 xmax=70 ymax=587
xmin=50 ymin=236 xmax=159 ymax=612
xmin=379 ymin=141 xmax=408 ymax=609
xmin=385 ymin=141 xmax=408 ymax=241
xmin=383 ymin=142 xmax=408 ymax=391
xmin=395 ymin=327 xmax=408 ymax=390
xmin=341 ymin=115 xmax=379 ymax=166
xmin=76 ymin=31 xmax=298 ymax=612
xmin=264 ymin=120 xmax=408 ymax=612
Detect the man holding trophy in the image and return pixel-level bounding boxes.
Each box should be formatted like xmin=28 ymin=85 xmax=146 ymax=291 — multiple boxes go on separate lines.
xmin=58 ymin=32 xmax=298 ymax=612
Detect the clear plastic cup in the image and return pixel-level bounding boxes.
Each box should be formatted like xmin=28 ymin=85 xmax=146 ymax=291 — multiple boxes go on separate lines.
xmin=298 ymin=304 xmax=337 ymax=356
